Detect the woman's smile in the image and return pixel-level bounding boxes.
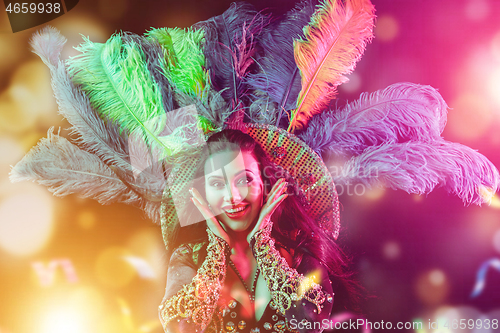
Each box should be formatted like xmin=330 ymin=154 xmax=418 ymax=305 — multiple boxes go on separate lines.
xmin=223 ymin=203 xmax=249 ymax=217
xmin=204 ymin=149 xmax=264 ymax=232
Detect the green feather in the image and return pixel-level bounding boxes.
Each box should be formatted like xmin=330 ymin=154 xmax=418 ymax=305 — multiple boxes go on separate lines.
xmin=196 ymin=115 xmax=217 ymax=134
xmin=67 ymin=34 xmax=186 ymax=159
xmin=146 ymin=27 xmax=208 ymax=97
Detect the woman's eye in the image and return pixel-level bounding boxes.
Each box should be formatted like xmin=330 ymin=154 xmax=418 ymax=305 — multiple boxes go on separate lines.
xmin=209 ymin=180 xmax=225 ymax=188
xmin=237 ymin=176 xmax=252 ymax=185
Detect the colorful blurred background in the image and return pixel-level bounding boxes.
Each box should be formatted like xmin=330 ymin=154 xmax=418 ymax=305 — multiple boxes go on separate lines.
xmin=1 ymin=0 xmax=500 ymax=332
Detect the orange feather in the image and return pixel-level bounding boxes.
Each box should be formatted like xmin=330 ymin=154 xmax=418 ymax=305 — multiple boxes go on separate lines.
xmin=289 ymin=0 xmax=375 ymax=132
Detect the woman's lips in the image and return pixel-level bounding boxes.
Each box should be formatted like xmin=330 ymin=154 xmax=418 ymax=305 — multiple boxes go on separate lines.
xmin=223 ymin=204 xmax=249 ymax=218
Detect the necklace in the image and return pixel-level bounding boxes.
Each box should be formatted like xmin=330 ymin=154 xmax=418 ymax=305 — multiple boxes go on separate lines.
xmin=228 ymin=258 xmax=260 ymax=303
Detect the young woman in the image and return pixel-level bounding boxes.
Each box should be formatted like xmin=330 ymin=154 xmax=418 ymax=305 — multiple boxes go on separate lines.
xmin=159 ymin=129 xmax=359 ymax=333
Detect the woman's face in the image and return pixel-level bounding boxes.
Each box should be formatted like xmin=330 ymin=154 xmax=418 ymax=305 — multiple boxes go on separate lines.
xmin=204 ymin=149 xmax=264 ymax=232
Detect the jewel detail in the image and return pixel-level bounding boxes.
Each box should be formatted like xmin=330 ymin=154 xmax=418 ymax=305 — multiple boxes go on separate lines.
xmin=274 ymin=320 xmax=286 ymax=330
xmin=226 ymin=321 xmax=235 ymax=332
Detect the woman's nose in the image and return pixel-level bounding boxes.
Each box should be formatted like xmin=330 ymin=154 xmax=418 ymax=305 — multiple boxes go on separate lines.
xmin=224 ymin=184 xmax=243 ymax=203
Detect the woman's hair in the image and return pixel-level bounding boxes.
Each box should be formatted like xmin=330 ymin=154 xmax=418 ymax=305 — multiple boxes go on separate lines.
xmin=167 ymin=129 xmax=361 ymax=312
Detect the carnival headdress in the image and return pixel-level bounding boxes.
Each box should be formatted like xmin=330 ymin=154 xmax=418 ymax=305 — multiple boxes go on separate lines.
xmin=10 ymin=0 xmax=500 ymax=253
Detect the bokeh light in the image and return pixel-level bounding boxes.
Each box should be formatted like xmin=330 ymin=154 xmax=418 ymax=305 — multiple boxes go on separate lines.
xmin=415 ymin=269 xmax=450 ymax=306
xmin=493 ymin=229 xmax=500 ymax=253
xmin=127 ymin=228 xmax=166 ymax=281
xmin=0 ymin=185 xmax=54 ymax=256
xmin=340 ymin=72 xmax=362 ymax=93
xmin=0 ymin=91 xmax=37 ymax=135
xmin=40 ymin=308 xmax=88 ymax=333
xmin=77 ymin=210 xmax=97 ymax=230
xmin=361 ymin=187 xmax=385 ymax=201
xmin=486 ymin=67 xmax=500 ymax=107
xmin=0 ymin=137 xmax=24 ymax=181
xmin=464 ymin=0 xmax=491 ymax=21
xmin=447 ymin=93 xmax=493 ymax=140
xmin=382 ymin=241 xmax=401 ymax=260
xmin=374 ymin=14 xmax=399 ymax=42
xmin=492 ymin=31 xmax=500 ymax=62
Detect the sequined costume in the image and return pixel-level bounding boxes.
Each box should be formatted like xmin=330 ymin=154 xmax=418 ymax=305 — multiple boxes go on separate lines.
xmin=159 ymin=226 xmax=335 ymax=333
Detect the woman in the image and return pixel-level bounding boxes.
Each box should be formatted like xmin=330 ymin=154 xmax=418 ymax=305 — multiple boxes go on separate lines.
xmin=159 ymin=129 xmax=359 ymax=333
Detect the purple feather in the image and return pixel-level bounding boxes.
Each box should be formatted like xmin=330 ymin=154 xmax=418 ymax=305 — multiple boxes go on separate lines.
xmin=193 ymin=2 xmax=267 ymax=105
xmin=248 ymin=0 xmax=317 ymax=120
xmin=299 ymin=83 xmax=448 ymax=155
xmin=334 ymin=141 xmax=500 ymax=205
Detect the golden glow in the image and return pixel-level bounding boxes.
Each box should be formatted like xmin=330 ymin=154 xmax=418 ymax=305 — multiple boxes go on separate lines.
xmin=95 ymin=247 xmax=136 ymax=288
xmin=9 ymin=60 xmax=59 ymax=126
xmin=0 ymin=137 xmax=24 ymax=177
xmin=127 ymin=228 xmax=166 ymax=280
xmin=479 ymin=186 xmax=496 ymax=204
xmin=77 ymin=210 xmax=97 ymax=229
xmin=0 ymin=91 xmax=36 ymax=134
xmin=491 ymin=194 xmax=500 ymax=209
xmin=299 ymin=269 xmax=321 ymax=295
xmin=40 ymin=308 xmax=88 ymax=333
xmin=0 ymin=186 xmax=54 ymax=256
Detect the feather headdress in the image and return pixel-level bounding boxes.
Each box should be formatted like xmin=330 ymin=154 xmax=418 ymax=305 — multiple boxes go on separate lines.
xmin=10 ymin=0 xmax=500 ymax=250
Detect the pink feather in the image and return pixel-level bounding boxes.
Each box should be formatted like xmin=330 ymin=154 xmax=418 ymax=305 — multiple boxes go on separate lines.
xmin=290 ymin=0 xmax=375 ymax=132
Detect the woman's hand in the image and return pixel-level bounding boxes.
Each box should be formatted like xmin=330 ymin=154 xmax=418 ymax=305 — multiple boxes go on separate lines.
xmin=246 ymin=178 xmax=288 ymax=244
xmin=189 ymin=188 xmax=231 ymax=247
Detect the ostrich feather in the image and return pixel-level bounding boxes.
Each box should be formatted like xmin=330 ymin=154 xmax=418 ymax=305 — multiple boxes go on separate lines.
xmin=172 ymin=87 xmax=230 ymax=128
xmin=30 ymin=28 xmax=169 ymax=200
xmin=247 ymin=0 xmax=317 ymax=124
xmin=299 ymin=83 xmax=448 ymax=155
xmin=31 ymin=28 xmax=132 ymax=171
xmin=193 ymin=2 xmax=267 ymax=105
xmin=121 ymin=32 xmax=175 ymax=113
xmin=333 ymin=141 xmax=500 ymax=205
xmin=67 ymin=34 xmax=178 ymax=160
xmin=29 ymin=25 xmax=66 ymax=68
xmin=290 ymin=0 xmax=375 ymax=131
xmin=146 ymin=27 xmax=208 ymax=98
xmin=9 ymin=129 xmax=140 ymax=205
